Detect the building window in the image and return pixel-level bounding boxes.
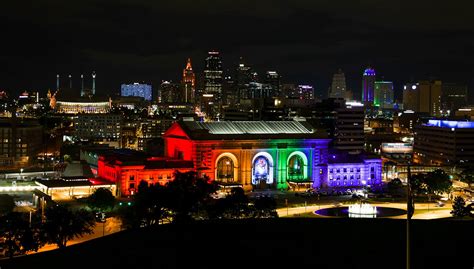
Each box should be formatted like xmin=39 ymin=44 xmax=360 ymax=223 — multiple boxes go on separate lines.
xmin=356 ymin=168 xmax=360 ymax=172
xmin=217 ymin=156 xmax=235 ymax=183
xmin=343 ymin=168 xmax=347 ymax=173
xmin=288 ymin=155 xmax=305 ymax=181
xmin=129 ymin=175 xmax=135 ymax=181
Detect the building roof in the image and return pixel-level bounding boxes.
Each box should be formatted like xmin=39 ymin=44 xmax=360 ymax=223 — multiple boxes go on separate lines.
xmin=327 ymin=150 xmax=381 ymax=164
xmin=63 ymin=161 xmax=95 ymax=178
xmin=425 ymin=120 xmax=474 ymax=129
xmin=100 ymin=153 xmax=193 ymax=169
xmin=35 ymin=179 xmax=93 ymax=188
xmin=172 ymin=120 xmax=328 ymax=140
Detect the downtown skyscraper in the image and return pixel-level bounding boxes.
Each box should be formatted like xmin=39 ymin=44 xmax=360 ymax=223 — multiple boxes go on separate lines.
xmin=182 ymin=58 xmax=196 ymax=103
xmin=329 ymin=69 xmax=347 ymax=99
xmin=362 ymin=67 xmax=376 ymax=103
xmin=204 ymin=51 xmax=223 ymax=101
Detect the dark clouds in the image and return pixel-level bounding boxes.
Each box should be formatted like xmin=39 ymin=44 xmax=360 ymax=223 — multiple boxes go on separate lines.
xmin=1 ymin=0 xmax=474 ymax=99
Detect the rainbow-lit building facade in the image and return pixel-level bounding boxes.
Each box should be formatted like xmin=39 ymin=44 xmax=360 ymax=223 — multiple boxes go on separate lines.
xmin=163 ymin=120 xmax=382 ymax=191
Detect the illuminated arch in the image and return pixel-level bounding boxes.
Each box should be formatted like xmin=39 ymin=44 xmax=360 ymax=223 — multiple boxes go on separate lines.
xmin=251 ymin=152 xmax=274 ymax=185
xmin=215 ymin=153 xmax=239 ymax=183
xmin=287 ymin=151 xmax=308 ymax=180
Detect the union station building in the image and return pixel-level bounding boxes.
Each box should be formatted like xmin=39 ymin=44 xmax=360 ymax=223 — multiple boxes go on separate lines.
xmin=162 ymin=120 xmax=382 ymax=192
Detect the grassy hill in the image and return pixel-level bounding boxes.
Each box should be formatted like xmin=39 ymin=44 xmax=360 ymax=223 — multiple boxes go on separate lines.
xmin=1 ymin=218 xmax=472 ymax=269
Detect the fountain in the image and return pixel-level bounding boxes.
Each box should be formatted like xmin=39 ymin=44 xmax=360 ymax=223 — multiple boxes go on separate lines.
xmin=348 ymin=203 xmax=377 ymax=218
xmin=314 ymin=203 xmax=406 ymax=218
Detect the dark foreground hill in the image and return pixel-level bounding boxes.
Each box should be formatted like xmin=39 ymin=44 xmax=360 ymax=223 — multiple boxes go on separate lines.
xmin=1 ymin=218 xmax=472 ymax=269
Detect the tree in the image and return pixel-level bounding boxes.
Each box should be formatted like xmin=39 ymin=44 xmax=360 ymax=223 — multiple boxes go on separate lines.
xmin=0 ymin=194 xmax=15 ymax=215
xmin=451 ymin=196 xmax=468 ymax=218
xmin=459 ymin=167 xmax=474 ymax=188
xmin=252 ymin=196 xmax=278 ymax=218
xmin=87 ymin=187 xmax=116 ymax=212
xmin=133 ymin=180 xmax=168 ymax=227
xmin=0 ymin=212 xmax=43 ymax=258
xmin=42 ymin=204 xmax=95 ymax=248
xmin=208 ymin=187 xmax=252 ymax=219
xmin=166 ymin=171 xmax=218 ymax=223
xmin=423 ymin=169 xmax=452 ymax=200
xmin=387 ymin=178 xmax=403 ymax=196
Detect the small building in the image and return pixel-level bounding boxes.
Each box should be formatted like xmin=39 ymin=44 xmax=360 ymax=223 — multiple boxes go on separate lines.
xmin=414 ymin=119 xmax=474 ymax=165
xmin=35 ymin=161 xmax=115 ymax=200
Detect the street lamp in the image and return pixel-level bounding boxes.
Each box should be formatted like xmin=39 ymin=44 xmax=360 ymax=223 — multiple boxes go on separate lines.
xmin=20 ymin=168 xmax=24 ymax=180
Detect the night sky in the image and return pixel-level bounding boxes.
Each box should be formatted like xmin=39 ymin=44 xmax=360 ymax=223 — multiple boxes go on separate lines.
xmin=2 ymin=0 xmax=474 ymax=100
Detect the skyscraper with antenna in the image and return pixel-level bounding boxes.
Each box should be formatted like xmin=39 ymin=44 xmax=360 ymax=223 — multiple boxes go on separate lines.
xmin=92 ymin=71 xmax=96 ymax=95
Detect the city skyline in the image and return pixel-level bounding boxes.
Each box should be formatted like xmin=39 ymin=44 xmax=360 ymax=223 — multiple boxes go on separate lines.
xmin=1 ymin=1 xmax=473 ymax=100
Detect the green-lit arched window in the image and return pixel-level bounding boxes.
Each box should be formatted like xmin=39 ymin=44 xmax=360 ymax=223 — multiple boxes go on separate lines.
xmin=217 ymin=156 xmax=235 ymax=183
xmin=288 ymin=155 xmax=305 ymax=180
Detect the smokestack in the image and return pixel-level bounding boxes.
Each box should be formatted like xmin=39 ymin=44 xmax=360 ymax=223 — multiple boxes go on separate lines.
xmin=56 ymin=74 xmax=60 ymax=90
xmin=81 ymin=74 xmax=84 ymax=96
xmin=92 ymin=71 xmax=96 ymax=95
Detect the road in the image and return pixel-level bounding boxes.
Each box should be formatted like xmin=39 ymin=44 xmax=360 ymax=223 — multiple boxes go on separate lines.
xmin=277 ymin=202 xmax=453 ymax=219
xmin=33 ymin=217 xmax=122 ymax=253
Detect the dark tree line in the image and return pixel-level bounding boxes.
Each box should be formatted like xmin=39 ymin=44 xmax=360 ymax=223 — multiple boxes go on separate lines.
xmin=0 ymin=204 xmax=96 ymax=258
xmin=119 ymin=171 xmax=278 ymax=229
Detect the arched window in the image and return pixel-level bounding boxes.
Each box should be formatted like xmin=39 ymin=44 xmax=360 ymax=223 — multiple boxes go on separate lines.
xmin=217 ymin=156 xmax=234 ymax=183
xmin=288 ymin=154 xmax=305 ymax=180
xmin=253 ymin=156 xmax=270 ymax=180
xmin=251 ymin=152 xmax=274 ymax=185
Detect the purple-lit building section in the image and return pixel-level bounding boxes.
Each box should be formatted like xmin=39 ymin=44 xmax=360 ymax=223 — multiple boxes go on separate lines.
xmin=325 ymin=152 xmax=382 ymax=188
xmin=362 ymin=68 xmax=376 ymax=103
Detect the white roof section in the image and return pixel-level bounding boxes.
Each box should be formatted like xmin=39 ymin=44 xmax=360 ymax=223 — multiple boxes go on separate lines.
xmin=184 ymin=121 xmax=314 ymax=135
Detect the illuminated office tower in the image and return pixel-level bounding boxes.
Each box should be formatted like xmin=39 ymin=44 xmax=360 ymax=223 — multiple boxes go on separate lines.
xmin=374 ymin=81 xmax=394 ymax=107
xmin=236 ymin=58 xmax=252 ymax=100
xmin=403 ymin=83 xmax=419 ymax=111
xmin=441 ymin=83 xmax=468 ymax=115
xmin=204 ymin=51 xmax=223 ymax=101
xmin=329 ymin=69 xmax=347 ymax=99
xmin=182 ymin=58 xmax=196 ymax=103
xmin=362 ymin=67 xmax=376 ymax=103
xmin=418 ymin=80 xmax=442 ymax=116
xmin=265 ymin=71 xmax=281 ymax=97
